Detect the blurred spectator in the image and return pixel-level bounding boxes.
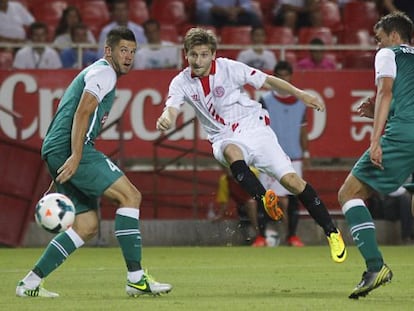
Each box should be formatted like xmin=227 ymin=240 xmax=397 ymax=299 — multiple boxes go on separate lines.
xmin=13 ymin=22 xmax=62 ymax=69
xmin=215 ymin=166 xmax=269 ymax=247
xmin=134 ymin=19 xmax=179 ymax=69
xmin=367 ymin=186 xmax=414 ymax=244
xmin=98 ymin=0 xmax=147 ymax=56
xmin=273 ymin=0 xmax=322 ymax=32
xmin=195 ymin=0 xmax=262 ymax=28
xmin=53 ymin=6 xmax=96 ymax=50
xmin=236 ymin=26 xmax=277 ymax=71
xmin=379 ymin=0 xmax=414 ymax=23
xmin=259 ymin=61 xmax=308 ymax=247
xmin=0 ymin=0 xmax=35 ymax=43
xmin=60 ymin=23 xmax=98 ymax=68
xmin=297 ymin=38 xmax=336 ymax=70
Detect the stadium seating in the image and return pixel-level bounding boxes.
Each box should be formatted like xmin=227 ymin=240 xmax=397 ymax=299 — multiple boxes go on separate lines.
xmin=129 ymin=0 xmax=150 ymax=25
xmin=251 ymin=0 xmax=263 ymax=23
xmin=159 ymin=24 xmax=181 ymax=43
xmin=341 ymin=28 xmax=376 ymax=69
xmin=298 ymin=27 xmax=334 ymax=45
xmin=30 ymin=0 xmax=68 ymax=28
xmin=79 ymin=0 xmax=110 ymax=39
xmin=265 ymin=26 xmax=296 ymax=45
xmin=342 ymin=52 xmax=375 ymax=69
xmin=320 ymin=0 xmax=342 ymax=34
xmin=265 ymin=26 xmax=297 ymax=65
xmin=343 ymin=1 xmax=379 ymax=33
xmin=218 ymin=26 xmax=252 ymax=60
xmin=256 ymin=0 xmax=275 ymax=24
xmin=341 ymin=28 xmax=374 ymax=45
xmin=150 ymin=0 xmax=188 ymax=26
xmin=220 ymin=26 xmax=252 ymax=44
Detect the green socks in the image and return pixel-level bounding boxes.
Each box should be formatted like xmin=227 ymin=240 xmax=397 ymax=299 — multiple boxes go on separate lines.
xmin=343 ymin=199 xmax=384 ymax=271
xmin=115 ymin=207 xmax=142 ymax=271
xmin=33 ymin=228 xmax=84 ymax=278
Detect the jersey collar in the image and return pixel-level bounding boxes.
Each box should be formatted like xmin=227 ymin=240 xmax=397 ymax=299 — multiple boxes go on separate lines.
xmin=191 ymin=60 xmax=216 ymax=78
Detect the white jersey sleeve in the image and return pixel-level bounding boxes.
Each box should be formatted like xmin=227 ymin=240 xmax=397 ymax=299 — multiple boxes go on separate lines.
xmin=165 ymin=73 xmax=187 ymax=111
xmin=225 ymin=58 xmax=267 ymax=89
xmin=84 ymin=63 xmax=117 ymax=102
xmin=375 ymin=48 xmax=396 ymax=85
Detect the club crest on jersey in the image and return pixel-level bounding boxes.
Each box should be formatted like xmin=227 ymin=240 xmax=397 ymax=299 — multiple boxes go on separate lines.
xmin=213 ymin=86 xmax=225 ymax=98
xmin=101 ymin=112 xmax=109 ymax=124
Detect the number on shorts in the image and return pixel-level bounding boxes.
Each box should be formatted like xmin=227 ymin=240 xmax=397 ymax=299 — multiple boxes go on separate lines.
xmin=106 ymin=159 xmax=121 ymax=172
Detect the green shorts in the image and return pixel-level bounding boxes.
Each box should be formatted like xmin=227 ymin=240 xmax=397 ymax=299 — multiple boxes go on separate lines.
xmin=352 ymin=137 xmax=414 ymax=194
xmin=44 ymin=145 xmax=124 ymax=214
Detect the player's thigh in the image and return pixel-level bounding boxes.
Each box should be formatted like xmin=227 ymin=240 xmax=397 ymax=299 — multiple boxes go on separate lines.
xmin=254 ymin=127 xmax=296 ymax=180
xmin=103 ymin=175 xmax=141 ymax=208
xmin=338 ymin=173 xmax=373 ymax=206
xmin=45 ymin=154 xmax=101 ymax=214
xmin=353 ymin=139 xmax=414 ymax=194
xmin=259 ymin=173 xmax=291 ymax=196
xmin=72 ymin=209 xmax=99 ymax=240
xmin=45 ymin=149 xmax=125 ymax=211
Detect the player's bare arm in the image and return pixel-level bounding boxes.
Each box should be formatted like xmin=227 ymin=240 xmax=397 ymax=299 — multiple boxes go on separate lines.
xmin=156 ymin=106 xmax=179 ymax=131
xmin=369 ymin=77 xmax=393 ymax=170
xmin=262 ymin=75 xmax=325 ymax=111
xmin=56 ymin=91 xmax=99 ymax=183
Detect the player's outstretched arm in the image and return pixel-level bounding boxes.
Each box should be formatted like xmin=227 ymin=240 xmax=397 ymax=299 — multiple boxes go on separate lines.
xmin=156 ymin=107 xmax=179 ymax=131
xmin=262 ymin=75 xmax=325 ymax=111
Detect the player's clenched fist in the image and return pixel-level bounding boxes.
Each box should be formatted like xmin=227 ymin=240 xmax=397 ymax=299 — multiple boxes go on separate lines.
xmin=156 ymin=107 xmax=178 ymax=131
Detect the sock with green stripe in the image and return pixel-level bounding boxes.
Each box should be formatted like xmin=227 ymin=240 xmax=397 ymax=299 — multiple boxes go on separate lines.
xmin=343 ymin=198 xmax=384 ymax=271
xmin=115 ymin=207 xmax=143 ymax=281
xmin=30 ymin=227 xmax=84 ymax=281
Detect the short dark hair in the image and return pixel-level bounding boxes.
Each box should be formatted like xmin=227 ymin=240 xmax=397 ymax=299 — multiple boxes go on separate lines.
xmin=28 ymin=22 xmax=48 ymax=38
xmin=309 ymin=38 xmax=324 ymax=46
xmin=374 ymin=11 xmax=413 ymax=43
xmin=273 ymin=61 xmax=293 ymax=75
xmin=143 ymin=19 xmax=160 ymax=30
xmin=105 ymin=27 xmax=136 ymax=48
xmin=184 ymin=27 xmax=217 ymax=53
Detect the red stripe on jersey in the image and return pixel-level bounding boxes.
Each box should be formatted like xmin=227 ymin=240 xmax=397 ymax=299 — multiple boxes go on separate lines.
xmin=198 ymin=60 xmax=216 ymax=96
xmin=250 ymin=70 xmax=256 ymax=76
xmin=199 ymin=76 xmax=210 ymax=96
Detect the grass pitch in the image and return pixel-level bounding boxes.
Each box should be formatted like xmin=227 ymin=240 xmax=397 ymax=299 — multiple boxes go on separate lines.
xmin=1 ymin=246 xmax=413 ymax=311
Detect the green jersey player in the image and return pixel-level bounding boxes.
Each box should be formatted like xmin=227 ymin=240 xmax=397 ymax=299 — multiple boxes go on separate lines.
xmin=16 ymin=27 xmax=172 ymax=298
xmin=338 ymin=12 xmax=414 ymax=299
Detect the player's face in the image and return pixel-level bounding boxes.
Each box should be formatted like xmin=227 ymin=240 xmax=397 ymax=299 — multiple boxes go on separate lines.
xmin=106 ymin=39 xmax=136 ymax=76
xmin=186 ymin=45 xmax=215 ymax=77
xmin=374 ymin=28 xmax=394 ymax=49
xmin=275 ymin=69 xmax=292 ymax=82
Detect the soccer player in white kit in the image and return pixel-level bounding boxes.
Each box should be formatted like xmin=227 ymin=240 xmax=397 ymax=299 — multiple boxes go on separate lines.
xmin=156 ymin=27 xmax=346 ymax=263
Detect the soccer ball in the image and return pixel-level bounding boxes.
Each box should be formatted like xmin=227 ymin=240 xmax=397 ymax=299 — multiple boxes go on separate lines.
xmin=265 ymin=228 xmax=280 ymax=247
xmin=35 ymin=193 xmax=75 ymax=234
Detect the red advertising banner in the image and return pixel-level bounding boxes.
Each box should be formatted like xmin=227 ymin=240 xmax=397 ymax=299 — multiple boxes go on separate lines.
xmin=0 ymin=69 xmax=375 ymax=158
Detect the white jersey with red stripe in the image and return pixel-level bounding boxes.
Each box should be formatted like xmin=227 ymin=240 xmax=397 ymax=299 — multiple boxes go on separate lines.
xmin=165 ymin=57 xmax=268 ymax=143
xmin=165 ymin=57 xmax=295 ymax=180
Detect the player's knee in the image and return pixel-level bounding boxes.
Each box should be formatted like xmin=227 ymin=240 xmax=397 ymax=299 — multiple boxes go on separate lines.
xmin=73 ymin=218 xmax=99 ymax=241
xmin=338 ymin=184 xmax=348 ymax=207
xmin=118 ymin=186 xmax=142 ymax=208
xmin=280 ymin=173 xmax=305 ymax=194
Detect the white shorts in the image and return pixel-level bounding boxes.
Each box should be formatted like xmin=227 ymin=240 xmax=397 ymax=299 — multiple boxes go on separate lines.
xmin=212 ymin=124 xmax=296 ymax=180
xmin=259 ymin=161 xmax=302 ymax=196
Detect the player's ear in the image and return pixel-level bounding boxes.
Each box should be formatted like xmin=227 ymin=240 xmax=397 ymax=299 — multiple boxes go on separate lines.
xmin=104 ymin=45 xmax=112 ymax=57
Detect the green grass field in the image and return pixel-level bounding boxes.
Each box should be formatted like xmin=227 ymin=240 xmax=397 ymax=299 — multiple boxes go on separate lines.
xmin=1 ymin=246 xmax=413 ymax=310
